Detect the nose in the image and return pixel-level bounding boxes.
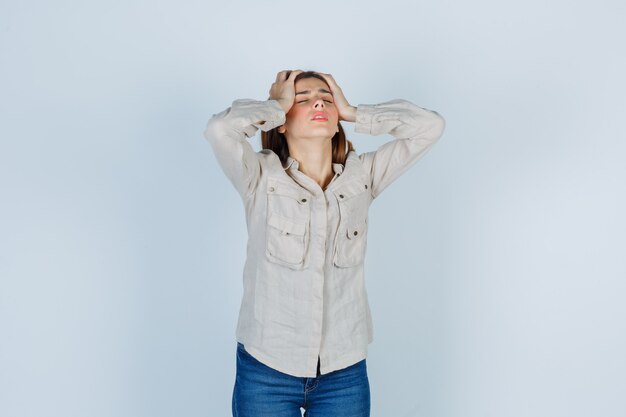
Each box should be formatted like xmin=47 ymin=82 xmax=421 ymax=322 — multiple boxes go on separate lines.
xmin=313 ymin=97 xmax=325 ymax=108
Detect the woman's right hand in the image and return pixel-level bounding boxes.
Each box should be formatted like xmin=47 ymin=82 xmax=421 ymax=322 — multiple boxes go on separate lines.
xmin=268 ymin=70 xmax=303 ymax=114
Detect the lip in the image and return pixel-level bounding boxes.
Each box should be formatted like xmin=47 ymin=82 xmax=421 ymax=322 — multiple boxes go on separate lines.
xmin=311 ymin=111 xmax=328 ymax=121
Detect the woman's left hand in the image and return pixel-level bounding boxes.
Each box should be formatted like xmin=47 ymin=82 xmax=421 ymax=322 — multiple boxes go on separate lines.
xmin=319 ymin=73 xmax=357 ymax=122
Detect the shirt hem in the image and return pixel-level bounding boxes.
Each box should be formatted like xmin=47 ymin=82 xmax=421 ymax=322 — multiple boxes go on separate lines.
xmin=319 ymin=350 xmax=368 ymax=376
xmin=238 ymin=341 xmax=368 ymax=378
xmin=240 ymin=343 xmax=319 ymax=378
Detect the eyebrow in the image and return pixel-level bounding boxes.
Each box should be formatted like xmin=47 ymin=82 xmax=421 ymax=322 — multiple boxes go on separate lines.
xmin=295 ymin=88 xmax=333 ymax=96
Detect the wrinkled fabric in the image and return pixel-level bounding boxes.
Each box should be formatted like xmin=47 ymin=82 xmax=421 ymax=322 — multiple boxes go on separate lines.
xmin=233 ymin=342 xmax=370 ymax=416
xmin=203 ymin=98 xmax=445 ymax=377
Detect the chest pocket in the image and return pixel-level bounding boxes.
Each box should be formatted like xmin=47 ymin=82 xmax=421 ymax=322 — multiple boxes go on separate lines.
xmin=332 ymin=179 xmax=372 ymax=268
xmin=265 ymin=177 xmax=311 ymax=270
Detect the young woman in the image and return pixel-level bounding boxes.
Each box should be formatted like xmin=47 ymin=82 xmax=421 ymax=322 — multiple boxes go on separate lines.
xmin=204 ymin=69 xmax=445 ymax=417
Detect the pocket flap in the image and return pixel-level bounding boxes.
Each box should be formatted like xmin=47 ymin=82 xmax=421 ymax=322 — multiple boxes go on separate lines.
xmin=333 ymin=179 xmax=370 ymax=201
xmin=346 ymin=221 xmax=366 ymax=240
xmin=268 ymin=212 xmax=306 ymax=236
xmin=267 ymin=177 xmax=310 ymax=204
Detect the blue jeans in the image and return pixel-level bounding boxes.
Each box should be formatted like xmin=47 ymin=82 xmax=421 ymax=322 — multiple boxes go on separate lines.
xmin=232 ymin=342 xmax=371 ymax=417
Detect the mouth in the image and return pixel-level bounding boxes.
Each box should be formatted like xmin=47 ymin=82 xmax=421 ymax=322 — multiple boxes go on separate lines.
xmin=311 ymin=112 xmax=328 ymax=121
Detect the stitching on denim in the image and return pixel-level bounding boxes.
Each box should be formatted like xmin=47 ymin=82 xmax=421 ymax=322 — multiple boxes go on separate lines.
xmin=304 ymin=377 xmax=319 ymax=393
xmin=302 ymin=378 xmax=308 ymax=408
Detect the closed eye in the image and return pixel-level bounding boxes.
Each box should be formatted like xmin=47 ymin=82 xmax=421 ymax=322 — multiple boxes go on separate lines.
xmin=297 ymin=99 xmax=334 ymax=104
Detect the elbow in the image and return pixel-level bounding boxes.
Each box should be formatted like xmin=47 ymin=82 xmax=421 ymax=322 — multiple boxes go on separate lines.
xmin=429 ymin=110 xmax=446 ymax=142
xmin=203 ymin=114 xmax=228 ymax=145
xmin=203 ymin=117 xmax=217 ymax=142
xmin=203 ymin=105 xmax=237 ymax=144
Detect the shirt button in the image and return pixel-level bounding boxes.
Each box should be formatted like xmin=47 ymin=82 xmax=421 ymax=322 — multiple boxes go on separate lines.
xmin=301 ymin=198 xmax=307 ymax=203
xmin=364 ymin=184 xmax=368 ymax=189
xmin=353 ymin=231 xmax=358 ymax=236
xmin=269 ymin=187 xmax=275 ymax=192
xmin=339 ymin=194 xmax=344 ymax=199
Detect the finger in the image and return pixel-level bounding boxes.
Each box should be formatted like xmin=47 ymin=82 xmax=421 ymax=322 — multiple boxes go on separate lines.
xmin=285 ymin=70 xmax=302 ymax=85
xmin=287 ymin=69 xmax=303 ymax=82
xmin=319 ymin=74 xmax=336 ymax=94
xmin=275 ymin=70 xmax=288 ymax=82
xmin=322 ymin=73 xmax=336 ymax=86
xmin=318 ymin=73 xmax=334 ymax=89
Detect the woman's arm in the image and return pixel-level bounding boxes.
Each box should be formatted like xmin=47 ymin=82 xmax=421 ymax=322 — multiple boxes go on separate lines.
xmin=203 ymin=98 xmax=285 ymax=199
xmin=204 ymin=71 xmax=302 ymax=199
xmin=317 ymin=73 xmax=445 ymax=198
xmin=355 ymin=99 xmax=446 ymax=199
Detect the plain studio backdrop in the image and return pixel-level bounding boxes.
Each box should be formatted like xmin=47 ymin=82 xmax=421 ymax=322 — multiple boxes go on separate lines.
xmin=1 ymin=0 xmax=625 ymax=416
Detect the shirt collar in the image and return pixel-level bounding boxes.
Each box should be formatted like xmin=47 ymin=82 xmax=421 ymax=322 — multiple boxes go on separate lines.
xmin=283 ymin=156 xmax=344 ymax=175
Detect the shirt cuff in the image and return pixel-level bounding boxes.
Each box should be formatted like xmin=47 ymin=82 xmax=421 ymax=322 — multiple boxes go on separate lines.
xmin=236 ymin=99 xmax=286 ymax=138
xmin=354 ymin=104 xmax=377 ymax=135
xmin=256 ymin=99 xmax=287 ymax=131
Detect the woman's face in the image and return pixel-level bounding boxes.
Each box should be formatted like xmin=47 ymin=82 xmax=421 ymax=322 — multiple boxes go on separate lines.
xmin=279 ymin=77 xmax=339 ymax=140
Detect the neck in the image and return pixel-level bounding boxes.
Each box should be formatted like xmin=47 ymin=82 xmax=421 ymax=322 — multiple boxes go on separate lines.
xmin=288 ymin=139 xmax=335 ymax=190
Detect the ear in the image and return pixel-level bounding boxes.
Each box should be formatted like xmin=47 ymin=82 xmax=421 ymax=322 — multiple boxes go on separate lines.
xmin=335 ymin=124 xmax=340 ymax=133
xmin=278 ymin=125 xmax=286 ymax=134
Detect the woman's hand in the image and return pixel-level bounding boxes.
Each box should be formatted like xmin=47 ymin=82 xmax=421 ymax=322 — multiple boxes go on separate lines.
xmin=269 ymin=70 xmax=303 ymax=114
xmin=318 ymin=73 xmax=357 ymax=122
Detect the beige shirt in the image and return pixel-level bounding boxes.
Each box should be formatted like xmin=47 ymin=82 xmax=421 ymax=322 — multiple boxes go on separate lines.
xmin=203 ymin=97 xmax=445 ymax=377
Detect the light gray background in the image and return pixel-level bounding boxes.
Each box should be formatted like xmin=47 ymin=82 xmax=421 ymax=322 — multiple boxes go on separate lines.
xmin=1 ymin=1 xmax=625 ymax=416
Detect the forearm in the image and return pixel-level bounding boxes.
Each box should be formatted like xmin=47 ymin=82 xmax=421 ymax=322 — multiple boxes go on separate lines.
xmin=206 ymin=99 xmax=285 ymax=138
xmin=354 ymin=99 xmax=445 ymax=140
xmin=341 ymin=105 xmax=358 ymax=123
xmin=354 ymin=99 xmax=446 ymax=199
xmin=203 ymin=99 xmax=286 ymax=198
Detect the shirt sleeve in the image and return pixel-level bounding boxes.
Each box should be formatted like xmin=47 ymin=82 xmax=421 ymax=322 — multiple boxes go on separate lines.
xmin=203 ymin=99 xmax=286 ymax=199
xmin=355 ymin=98 xmax=446 ymax=199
